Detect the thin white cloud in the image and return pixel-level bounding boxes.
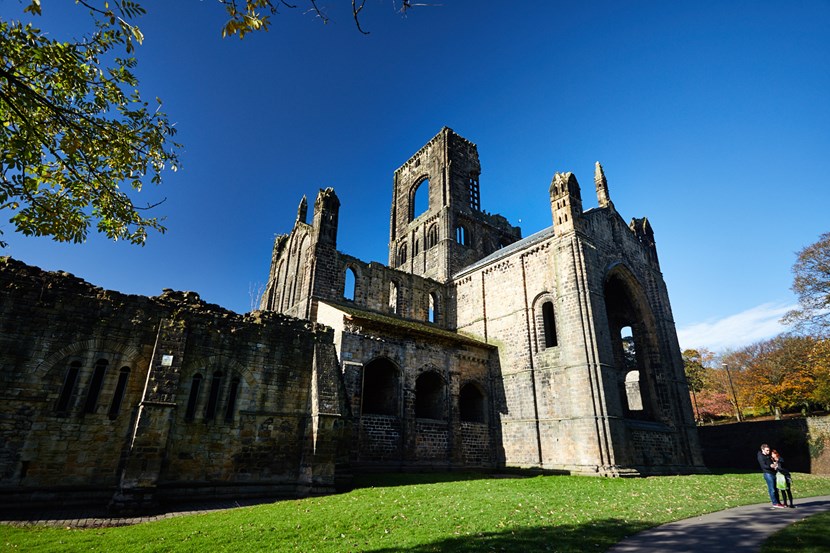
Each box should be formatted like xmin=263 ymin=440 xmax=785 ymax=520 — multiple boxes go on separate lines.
xmin=677 ymin=302 xmax=796 ymax=352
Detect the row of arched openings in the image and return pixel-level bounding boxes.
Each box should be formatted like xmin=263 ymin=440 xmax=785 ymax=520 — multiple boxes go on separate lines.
xmin=396 ymin=223 xmax=470 ymax=267
xmin=55 ymin=358 xmax=131 ymax=420
xmin=360 ymin=359 xmax=487 ymax=423
xmin=184 ymin=370 xmax=241 ymax=423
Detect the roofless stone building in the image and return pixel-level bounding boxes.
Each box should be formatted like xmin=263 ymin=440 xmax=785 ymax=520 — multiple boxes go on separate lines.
xmin=0 ymin=128 xmax=703 ymax=511
xmin=261 ymin=127 xmax=703 ymax=476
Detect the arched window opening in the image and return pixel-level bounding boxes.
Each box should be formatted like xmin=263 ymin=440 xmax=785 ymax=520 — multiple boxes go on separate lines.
xmin=413 ymin=238 xmax=420 ymax=256
xmin=108 ymin=367 xmax=130 ymax=419
xmin=455 ymin=225 xmax=469 ymax=246
xmin=361 ymin=359 xmax=398 ymax=416
xmin=542 ymin=301 xmax=558 ymax=348
xmin=459 ymin=383 xmax=486 ymax=423
xmin=83 ymin=358 xmax=109 ymax=414
xmin=344 ymin=267 xmax=356 ymax=301
xmin=398 ymin=243 xmax=408 ymax=266
xmin=605 ymin=273 xmax=655 ymax=421
xmin=225 ymin=376 xmax=241 ymax=423
xmin=412 ymin=178 xmax=429 ymax=220
xmin=185 ymin=373 xmax=203 ymax=421
xmin=426 ymin=224 xmax=439 ymax=249
xmin=415 ymin=371 xmax=445 ymax=420
xmin=389 ymin=281 xmax=399 ymax=314
xmin=428 ymin=292 xmax=438 ymax=323
xmin=205 ymin=371 xmax=224 ymax=421
xmin=56 ymin=360 xmax=81 ymax=413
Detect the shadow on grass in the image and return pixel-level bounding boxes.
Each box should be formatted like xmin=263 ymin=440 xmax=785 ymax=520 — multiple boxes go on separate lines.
xmin=363 ymin=518 xmax=651 ymax=553
xmin=351 ymin=468 xmax=566 ymax=490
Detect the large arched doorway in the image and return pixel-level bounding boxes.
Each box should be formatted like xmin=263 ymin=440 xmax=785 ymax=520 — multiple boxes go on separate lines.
xmin=603 ymin=269 xmax=660 ymax=421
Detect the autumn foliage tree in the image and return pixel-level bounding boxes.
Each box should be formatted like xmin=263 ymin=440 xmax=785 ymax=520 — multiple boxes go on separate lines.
xmin=783 ymin=232 xmax=830 ymax=335
xmin=731 ymin=335 xmax=817 ymax=419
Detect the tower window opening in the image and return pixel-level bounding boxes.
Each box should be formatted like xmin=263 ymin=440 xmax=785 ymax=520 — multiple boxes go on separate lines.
xmin=428 ymin=292 xmax=438 ymax=323
xmin=412 ymin=178 xmax=429 ymax=220
xmin=455 ymin=225 xmax=469 ymax=247
xmin=468 ymin=176 xmax=480 ymax=211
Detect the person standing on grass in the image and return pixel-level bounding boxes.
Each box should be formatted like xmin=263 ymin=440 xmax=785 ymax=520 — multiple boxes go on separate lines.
xmin=771 ymin=449 xmax=795 ymax=508
xmin=757 ymin=443 xmax=785 ymax=508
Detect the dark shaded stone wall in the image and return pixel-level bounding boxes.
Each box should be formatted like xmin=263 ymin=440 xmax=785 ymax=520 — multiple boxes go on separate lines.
xmin=0 ymin=257 xmax=347 ymax=510
xmin=697 ymin=416 xmax=830 ymax=474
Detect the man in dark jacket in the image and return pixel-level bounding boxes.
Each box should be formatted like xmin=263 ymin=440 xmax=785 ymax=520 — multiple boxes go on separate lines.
xmin=758 ymin=443 xmax=784 ymax=507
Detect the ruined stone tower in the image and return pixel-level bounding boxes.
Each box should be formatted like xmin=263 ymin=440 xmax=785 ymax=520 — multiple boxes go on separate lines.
xmin=389 ymin=127 xmax=521 ymax=282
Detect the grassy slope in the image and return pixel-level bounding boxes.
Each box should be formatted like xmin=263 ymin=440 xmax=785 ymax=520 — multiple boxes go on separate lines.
xmin=5 ymin=472 xmax=830 ymax=553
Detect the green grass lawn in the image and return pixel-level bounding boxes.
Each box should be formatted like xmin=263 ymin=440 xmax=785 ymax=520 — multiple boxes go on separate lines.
xmin=5 ymin=471 xmax=830 ymax=553
xmin=761 ymin=510 xmax=830 ymax=553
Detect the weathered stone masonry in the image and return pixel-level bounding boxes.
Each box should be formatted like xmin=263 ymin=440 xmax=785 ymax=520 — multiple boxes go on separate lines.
xmin=0 ymin=258 xmax=347 ymax=510
xmin=0 ymin=126 xmax=704 ymax=510
xmin=262 ymin=127 xmax=704 ymax=476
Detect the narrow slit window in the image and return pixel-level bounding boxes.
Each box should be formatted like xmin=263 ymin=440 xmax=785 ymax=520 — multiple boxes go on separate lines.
xmin=542 ymin=301 xmax=558 ymax=348
xmin=108 ymin=367 xmax=131 ymax=419
xmin=205 ymin=371 xmax=224 ymax=421
xmin=185 ymin=373 xmax=203 ymax=421
xmin=56 ymin=361 xmax=81 ymax=413
xmin=224 ymin=376 xmax=240 ymax=423
xmin=83 ymin=359 xmax=109 ymax=414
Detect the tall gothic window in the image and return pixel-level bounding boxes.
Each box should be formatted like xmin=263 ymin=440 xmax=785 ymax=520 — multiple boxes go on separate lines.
xmin=412 ymin=178 xmax=429 ymax=220
xmin=344 ymin=267 xmax=357 ymax=300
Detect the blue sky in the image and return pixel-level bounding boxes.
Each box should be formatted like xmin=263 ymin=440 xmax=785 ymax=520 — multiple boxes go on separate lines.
xmin=5 ymin=1 xmax=829 ymax=353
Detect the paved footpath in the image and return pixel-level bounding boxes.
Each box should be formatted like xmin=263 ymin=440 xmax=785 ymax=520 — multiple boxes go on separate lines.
xmin=608 ymin=495 xmax=830 ymax=553
xmin=3 ymin=495 xmax=830 ymax=552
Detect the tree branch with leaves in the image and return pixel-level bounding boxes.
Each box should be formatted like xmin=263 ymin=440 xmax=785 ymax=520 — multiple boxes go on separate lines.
xmin=0 ymin=1 xmax=180 ymax=247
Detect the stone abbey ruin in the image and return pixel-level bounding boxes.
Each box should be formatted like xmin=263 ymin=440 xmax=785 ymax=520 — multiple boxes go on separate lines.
xmin=0 ymin=128 xmax=704 ymax=510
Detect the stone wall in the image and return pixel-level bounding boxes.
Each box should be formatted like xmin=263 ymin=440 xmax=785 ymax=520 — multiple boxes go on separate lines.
xmin=0 ymin=257 xmax=347 ymax=510
xmin=697 ymin=416 xmax=830 ymax=474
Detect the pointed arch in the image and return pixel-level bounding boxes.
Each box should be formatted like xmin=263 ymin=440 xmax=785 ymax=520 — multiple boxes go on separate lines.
xmin=361 ymin=357 xmax=400 ymax=416
xmin=603 ymin=264 xmax=661 ymax=421
xmin=411 ymin=177 xmax=430 ymax=220
xmin=459 ymin=381 xmax=487 ymax=423
xmin=415 ymin=370 xmax=446 ymax=420
xmin=344 ymin=266 xmax=357 ymax=301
